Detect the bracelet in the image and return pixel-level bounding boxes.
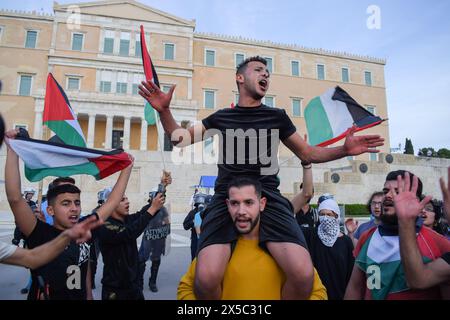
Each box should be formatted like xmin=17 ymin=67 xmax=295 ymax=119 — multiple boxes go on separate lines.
xmin=301 ymin=161 xmax=312 ymax=169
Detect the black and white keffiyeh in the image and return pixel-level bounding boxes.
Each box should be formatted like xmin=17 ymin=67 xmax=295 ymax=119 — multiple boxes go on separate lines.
xmin=317 ymin=198 xmax=341 ymax=247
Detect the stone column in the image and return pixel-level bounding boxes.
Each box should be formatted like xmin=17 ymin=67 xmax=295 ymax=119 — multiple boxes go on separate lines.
xmin=105 ymin=115 xmax=113 ymax=149
xmin=87 ymin=113 xmax=96 ymax=148
xmin=33 ymin=111 xmax=43 ymax=139
xmin=140 ymin=117 xmax=147 ymax=150
xmin=123 ymin=116 xmax=131 ymax=150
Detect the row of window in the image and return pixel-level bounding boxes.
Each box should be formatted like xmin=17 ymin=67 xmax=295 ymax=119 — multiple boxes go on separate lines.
xmin=14 ymin=26 xmax=374 ymax=86
xmin=203 ymin=89 xmax=377 ymax=117
xmin=17 ymin=73 xmax=376 ymax=117
xmin=16 ymin=72 xmax=172 ymax=96
xmin=205 ymin=50 xmax=373 ymax=85
xmin=14 ymin=27 xmax=175 ymax=60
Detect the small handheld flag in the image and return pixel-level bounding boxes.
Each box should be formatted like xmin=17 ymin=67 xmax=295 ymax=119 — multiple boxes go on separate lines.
xmin=304 ymin=86 xmax=385 ymax=147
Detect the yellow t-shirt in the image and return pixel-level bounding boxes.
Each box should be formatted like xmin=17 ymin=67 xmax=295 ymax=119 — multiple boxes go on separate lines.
xmin=177 ymin=237 xmax=327 ymax=300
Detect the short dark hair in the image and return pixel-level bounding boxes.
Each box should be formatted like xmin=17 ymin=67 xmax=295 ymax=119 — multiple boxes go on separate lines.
xmin=51 ymin=177 xmax=76 ymax=187
xmin=385 ymin=170 xmax=423 ymax=198
xmin=227 ymin=176 xmax=262 ymax=199
xmin=47 ymin=184 xmax=81 ymax=206
xmin=367 ymin=191 xmax=384 ymax=212
xmin=236 ymin=56 xmax=267 ymax=75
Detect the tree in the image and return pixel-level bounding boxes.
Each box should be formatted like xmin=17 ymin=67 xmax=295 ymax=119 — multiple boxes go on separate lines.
xmin=404 ymin=138 xmax=414 ymax=155
xmin=437 ymin=148 xmax=450 ymax=159
xmin=418 ymin=147 xmax=436 ymax=157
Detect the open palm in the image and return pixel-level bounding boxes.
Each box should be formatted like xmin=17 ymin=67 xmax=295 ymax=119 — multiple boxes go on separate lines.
xmin=345 ymin=218 xmax=359 ymax=233
xmin=138 ymin=80 xmax=175 ymax=113
xmin=392 ymin=172 xmax=432 ymax=221
xmin=344 ymin=126 xmax=385 ymax=156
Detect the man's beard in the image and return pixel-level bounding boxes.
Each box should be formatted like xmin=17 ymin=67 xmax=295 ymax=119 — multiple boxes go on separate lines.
xmin=379 ymin=210 xmax=398 ymax=225
xmin=234 ymin=213 xmax=260 ymax=234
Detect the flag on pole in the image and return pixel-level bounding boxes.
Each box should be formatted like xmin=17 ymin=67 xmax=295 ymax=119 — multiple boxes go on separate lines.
xmin=43 ymin=73 xmax=86 ymax=147
xmin=144 ymin=102 xmax=157 ymax=126
xmin=304 ymin=86 xmax=384 ymax=147
xmin=140 ymin=25 xmax=160 ymax=125
xmin=7 ymin=130 xmax=131 ymax=182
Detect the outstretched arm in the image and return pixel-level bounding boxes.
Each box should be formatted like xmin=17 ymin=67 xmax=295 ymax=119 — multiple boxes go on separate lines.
xmin=291 ymin=162 xmax=314 ymax=214
xmin=283 ymin=127 xmax=384 ymax=164
xmin=396 ymin=172 xmax=450 ymax=289
xmin=3 ymin=215 xmax=101 ymax=269
xmin=4 ymin=129 xmax=37 ymax=237
xmin=139 ymin=81 xmax=205 ymax=147
xmin=96 ymin=155 xmax=134 ymax=222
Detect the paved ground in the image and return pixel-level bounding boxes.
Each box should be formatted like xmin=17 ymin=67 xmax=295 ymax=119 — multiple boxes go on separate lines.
xmin=0 ymin=212 xmax=193 ymax=300
xmin=0 ymin=211 xmax=370 ymax=300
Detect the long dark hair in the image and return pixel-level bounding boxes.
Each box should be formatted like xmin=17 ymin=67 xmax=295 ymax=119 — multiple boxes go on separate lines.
xmin=430 ymin=199 xmax=448 ymax=236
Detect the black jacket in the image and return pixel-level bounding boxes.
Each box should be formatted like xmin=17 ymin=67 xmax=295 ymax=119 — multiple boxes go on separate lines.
xmin=183 ymin=208 xmax=198 ymax=239
xmin=98 ymin=205 xmax=154 ymax=291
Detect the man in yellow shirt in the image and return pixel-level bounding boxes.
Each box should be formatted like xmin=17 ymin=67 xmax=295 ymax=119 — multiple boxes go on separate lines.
xmin=178 ymin=176 xmax=327 ymax=300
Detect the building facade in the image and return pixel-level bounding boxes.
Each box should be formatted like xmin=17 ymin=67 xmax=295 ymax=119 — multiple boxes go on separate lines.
xmin=0 ymin=0 xmax=399 ymax=213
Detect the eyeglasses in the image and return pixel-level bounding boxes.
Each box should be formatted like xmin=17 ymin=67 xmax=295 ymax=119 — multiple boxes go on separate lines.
xmin=371 ymin=201 xmax=383 ymax=206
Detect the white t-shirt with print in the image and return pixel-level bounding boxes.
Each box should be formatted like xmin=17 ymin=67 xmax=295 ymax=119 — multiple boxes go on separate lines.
xmin=0 ymin=241 xmax=17 ymax=262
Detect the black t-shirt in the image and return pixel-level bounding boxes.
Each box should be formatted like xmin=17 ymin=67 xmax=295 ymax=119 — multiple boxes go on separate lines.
xmin=26 ymin=220 xmax=90 ymax=300
xmin=202 ymin=104 xmax=297 ymax=193
xmin=296 ymin=206 xmax=318 ymax=229
xmin=302 ymin=227 xmax=355 ymax=300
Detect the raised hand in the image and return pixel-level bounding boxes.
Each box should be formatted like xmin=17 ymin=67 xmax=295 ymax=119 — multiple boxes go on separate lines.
xmin=138 ymin=80 xmax=175 ymax=114
xmin=5 ymin=128 xmax=20 ymax=140
xmin=393 ymin=172 xmax=432 ymax=221
xmin=345 ymin=218 xmax=359 ymax=234
xmin=161 ymin=170 xmax=172 ymax=186
xmin=440 ymin=167 xmax=450 ymax=220
xmin=343 ymin=126 xmax=385 ymax=156
xmin=150 ymin=193 xmax=165 ymax=213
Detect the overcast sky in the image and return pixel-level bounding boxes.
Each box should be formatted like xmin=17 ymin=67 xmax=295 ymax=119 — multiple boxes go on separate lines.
xmin=1 ymin=0 xmax=449 ymax=152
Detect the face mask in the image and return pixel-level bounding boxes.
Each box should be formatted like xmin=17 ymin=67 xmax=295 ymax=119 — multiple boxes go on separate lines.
xmin=317 ymin=215 xmax=340 ymax=247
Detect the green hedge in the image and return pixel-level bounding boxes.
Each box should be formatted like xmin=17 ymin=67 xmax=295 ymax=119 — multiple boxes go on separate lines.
xmin=342 ymin=204 xmax=370 ymax=216
xmin=311 ymin=204 xmax=369 ymax=216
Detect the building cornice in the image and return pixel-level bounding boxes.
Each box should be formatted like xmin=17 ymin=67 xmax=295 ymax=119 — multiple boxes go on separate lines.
xmin=0 ymin=9 xmax=54 ymax=21
xmin=195 ymin=32 xmax=386 ymax=65
xmin=53 ymin=0 xmax=196 ymax=28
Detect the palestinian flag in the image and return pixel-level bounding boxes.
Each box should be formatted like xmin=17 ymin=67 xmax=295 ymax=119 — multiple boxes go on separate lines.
xmin=356 ymin=229 xmax=409 ymax=300
xmin=7 ymin=131 xmax=131 ymax=182
xmin=43 ymin=73 xmax=86 ymax=147
xmin=355 ymin=226 xmax=445 ymax=300
xmin=304 ymin=86 xmax=384 ymax=147
xmin=140 ymin=25 xmax=159 ymax=126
